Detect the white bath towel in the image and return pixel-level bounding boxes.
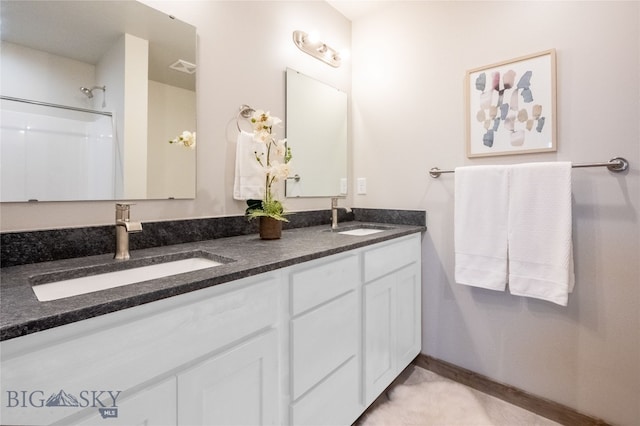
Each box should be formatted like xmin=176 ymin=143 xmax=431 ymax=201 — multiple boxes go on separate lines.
xmin=454 ymin=165 xmax=510 ymax=291
xmin=233 ymin=130 xmax=265 ymax=200
xmin=508 ymin=162 xmax=574 ymax=306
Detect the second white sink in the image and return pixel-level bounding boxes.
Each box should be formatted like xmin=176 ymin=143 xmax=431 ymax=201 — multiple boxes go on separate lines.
xmin=32 ymin=257 xmax=223 ymax=302
xmin=338 ymin=228 xmax=385 ymax=236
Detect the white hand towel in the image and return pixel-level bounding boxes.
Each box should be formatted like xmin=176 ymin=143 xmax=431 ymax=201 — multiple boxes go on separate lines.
xmin=508 ymin=162 xmax=574 ymax=306
xmin=233 ymin=130 xmax=265 ymax=200
xmin=454 ymin=165 xmax=510 ymax=291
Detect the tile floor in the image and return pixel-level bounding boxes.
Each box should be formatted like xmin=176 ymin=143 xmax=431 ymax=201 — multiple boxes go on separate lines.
xmin=359 ymin=365 xmax=562 ymax=426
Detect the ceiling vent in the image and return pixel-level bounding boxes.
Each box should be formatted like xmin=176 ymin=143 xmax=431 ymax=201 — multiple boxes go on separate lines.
xmin=169 ymin=59 xmax=196 ymax=74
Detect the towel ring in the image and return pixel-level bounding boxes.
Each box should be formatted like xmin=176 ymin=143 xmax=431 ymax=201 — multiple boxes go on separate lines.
xmin=236 ymin=104 xmax=255 ymax=132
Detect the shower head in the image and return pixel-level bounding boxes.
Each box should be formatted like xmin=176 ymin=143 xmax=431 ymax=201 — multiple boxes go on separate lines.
xmin=80 ymin=87 xmax=94 ymax=98
xmin=79 ymin=85 xmax=106 ymax=99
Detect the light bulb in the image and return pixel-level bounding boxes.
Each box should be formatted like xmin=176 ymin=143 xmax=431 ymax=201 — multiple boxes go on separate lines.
xmin=307 ymin=31 xmax=320 ymax=43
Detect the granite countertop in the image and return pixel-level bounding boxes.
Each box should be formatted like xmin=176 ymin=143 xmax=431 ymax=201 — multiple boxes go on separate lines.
xmin=0 ymin=222 xmax=425 ymax=341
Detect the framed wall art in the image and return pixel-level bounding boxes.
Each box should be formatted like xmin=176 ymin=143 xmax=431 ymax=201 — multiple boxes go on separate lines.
xmin=465 ymin=49 xmax=557 ymax=158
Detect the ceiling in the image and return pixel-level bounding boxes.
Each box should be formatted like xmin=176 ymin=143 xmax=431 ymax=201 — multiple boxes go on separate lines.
xmin=326 ymin=1 xmax=395 ymax=21
xmin=1 ymin=1 xmax=196 ymax=90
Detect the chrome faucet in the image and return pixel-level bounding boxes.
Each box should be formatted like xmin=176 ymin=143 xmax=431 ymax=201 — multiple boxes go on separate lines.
xmin=331 ymin=197 xmax=351 ymax=230
xmin=115 ymin=203 xmax=142 ymax=260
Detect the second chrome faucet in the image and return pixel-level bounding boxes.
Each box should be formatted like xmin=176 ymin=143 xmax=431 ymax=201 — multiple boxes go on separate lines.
xmin=331 ymin=197 xmax=351 ymax=230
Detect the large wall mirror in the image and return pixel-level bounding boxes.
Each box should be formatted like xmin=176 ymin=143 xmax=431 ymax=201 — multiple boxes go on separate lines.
xmin=285 ymin=68 xmax=348 ymax=198
xmin=0 ymin=1 xmax=196 ymax=202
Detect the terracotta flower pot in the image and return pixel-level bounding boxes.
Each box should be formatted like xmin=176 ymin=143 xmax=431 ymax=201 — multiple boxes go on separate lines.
xmin=259 ymin=217 xmax=282 ymax=240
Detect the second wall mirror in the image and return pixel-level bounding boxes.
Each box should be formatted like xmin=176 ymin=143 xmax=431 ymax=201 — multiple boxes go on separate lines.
xmin=285 ymin=68 xmax=348 ymax=198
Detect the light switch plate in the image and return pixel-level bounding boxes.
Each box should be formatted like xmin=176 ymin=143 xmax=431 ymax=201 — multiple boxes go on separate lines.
xmin=357 ymin=178 xmax=367 ymax=194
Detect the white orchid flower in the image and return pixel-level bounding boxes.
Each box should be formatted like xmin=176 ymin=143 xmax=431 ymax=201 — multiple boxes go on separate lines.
xmin=247 ymin=108 xmax=293 ymax=221
xmin=269 ymin=161 xmax=291 ymax=181
xmin=170 ymin=130 xmax=196 ymax=149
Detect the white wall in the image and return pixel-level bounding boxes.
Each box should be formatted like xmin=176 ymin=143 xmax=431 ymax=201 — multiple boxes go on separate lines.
xmin=0 ymin=41 xmax=96 ymax=108
xmin=351 ymin=2 xmax=639 ymax=425
xmin=0 ymin=0 xmax=351 ymax=231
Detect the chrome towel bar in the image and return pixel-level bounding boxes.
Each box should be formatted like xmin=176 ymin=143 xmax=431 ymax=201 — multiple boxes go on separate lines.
xmin=429 ymin=157 xmax=629 ymax=178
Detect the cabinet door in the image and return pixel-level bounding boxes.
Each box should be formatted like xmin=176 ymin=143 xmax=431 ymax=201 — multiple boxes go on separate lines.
xmin=363 ymin=262 xmax=421 ymax=405
xmin=395 ymin=263 xmax=421 ymax=368
xmin=363 ymin=274 xmax=396 ymax=405
xmin=73 ymin=377 xmax=177 ymax=426
xmin=177 ymin=330 xmax=278 ymax=426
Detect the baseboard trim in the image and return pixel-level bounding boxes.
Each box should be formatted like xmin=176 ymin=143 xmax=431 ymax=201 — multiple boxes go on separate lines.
xmin=414 ymin=354 xmax=610 ymax=426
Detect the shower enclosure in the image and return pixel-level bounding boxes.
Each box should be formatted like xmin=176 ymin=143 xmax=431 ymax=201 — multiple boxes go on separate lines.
xmin=0 ymin=96 xmax=118 ymax=201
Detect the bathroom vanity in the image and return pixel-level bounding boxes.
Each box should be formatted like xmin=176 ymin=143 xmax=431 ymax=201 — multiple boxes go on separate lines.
xmin=0 ymin=223 xmax=423 ymax=425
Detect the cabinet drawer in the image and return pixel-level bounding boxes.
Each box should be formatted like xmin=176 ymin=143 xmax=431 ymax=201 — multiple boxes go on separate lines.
xmin=364 ymin=234 xmax=420 ymax=283
xmin=291 ymin=253 xmax=358 ymax=316
xmin=291 ymin=291 xmax=358 ymax=399
xmin=291 ymin=356 xmax=360 ymax=426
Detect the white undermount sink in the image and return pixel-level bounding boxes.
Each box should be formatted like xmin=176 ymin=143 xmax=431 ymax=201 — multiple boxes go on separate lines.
xmin=338 ymin=228 xmax=385 ymax=236
xmin=32 ymin=256 xmax=225 ymax=302
xmin=329 ymin=224 xmax=395 ymax=236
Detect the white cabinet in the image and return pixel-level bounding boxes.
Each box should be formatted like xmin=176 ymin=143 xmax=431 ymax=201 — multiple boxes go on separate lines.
xmin=287 ymin=234 xmax=422 ymax=425
xmin=178 ymin=330 xmax=278 ymax=426
xmin=1 ymin=231 xmax=422 ymax=426
xmin=0 ymin=273 xmax=280 ymax=426
xmin=363 ymin=234 xmax=422 ymax=405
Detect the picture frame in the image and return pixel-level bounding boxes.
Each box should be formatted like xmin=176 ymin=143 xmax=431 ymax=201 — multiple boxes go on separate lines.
xmin=465 ymin=49 xmax=557 ymax=158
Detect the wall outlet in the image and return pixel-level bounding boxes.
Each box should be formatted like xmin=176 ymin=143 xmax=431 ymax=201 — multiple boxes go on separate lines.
xmin=357 ymin=178 xmax=367 ymax=195
xmin=340 ymin=178 xmax=348 ymax=195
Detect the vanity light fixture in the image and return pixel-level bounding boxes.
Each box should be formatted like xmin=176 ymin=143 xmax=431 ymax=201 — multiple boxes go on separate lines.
xmin=292 ymin=30 xmax=342 ymax=68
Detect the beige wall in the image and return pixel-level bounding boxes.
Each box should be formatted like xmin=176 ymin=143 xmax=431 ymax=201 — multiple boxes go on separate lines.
xmin=122 ymin=33 xmax=150 ymax=199
xmin=146 ymin=80 xmax=196 ymax=199
xmin=351 ymin=2 xmax=639 ymax=424
xmin=0 ymin=0 xmax=351 ymax=231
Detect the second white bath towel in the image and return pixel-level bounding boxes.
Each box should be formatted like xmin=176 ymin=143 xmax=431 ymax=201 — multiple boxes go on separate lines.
xmin=508 ymin=162 xmax=575 ymax=306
